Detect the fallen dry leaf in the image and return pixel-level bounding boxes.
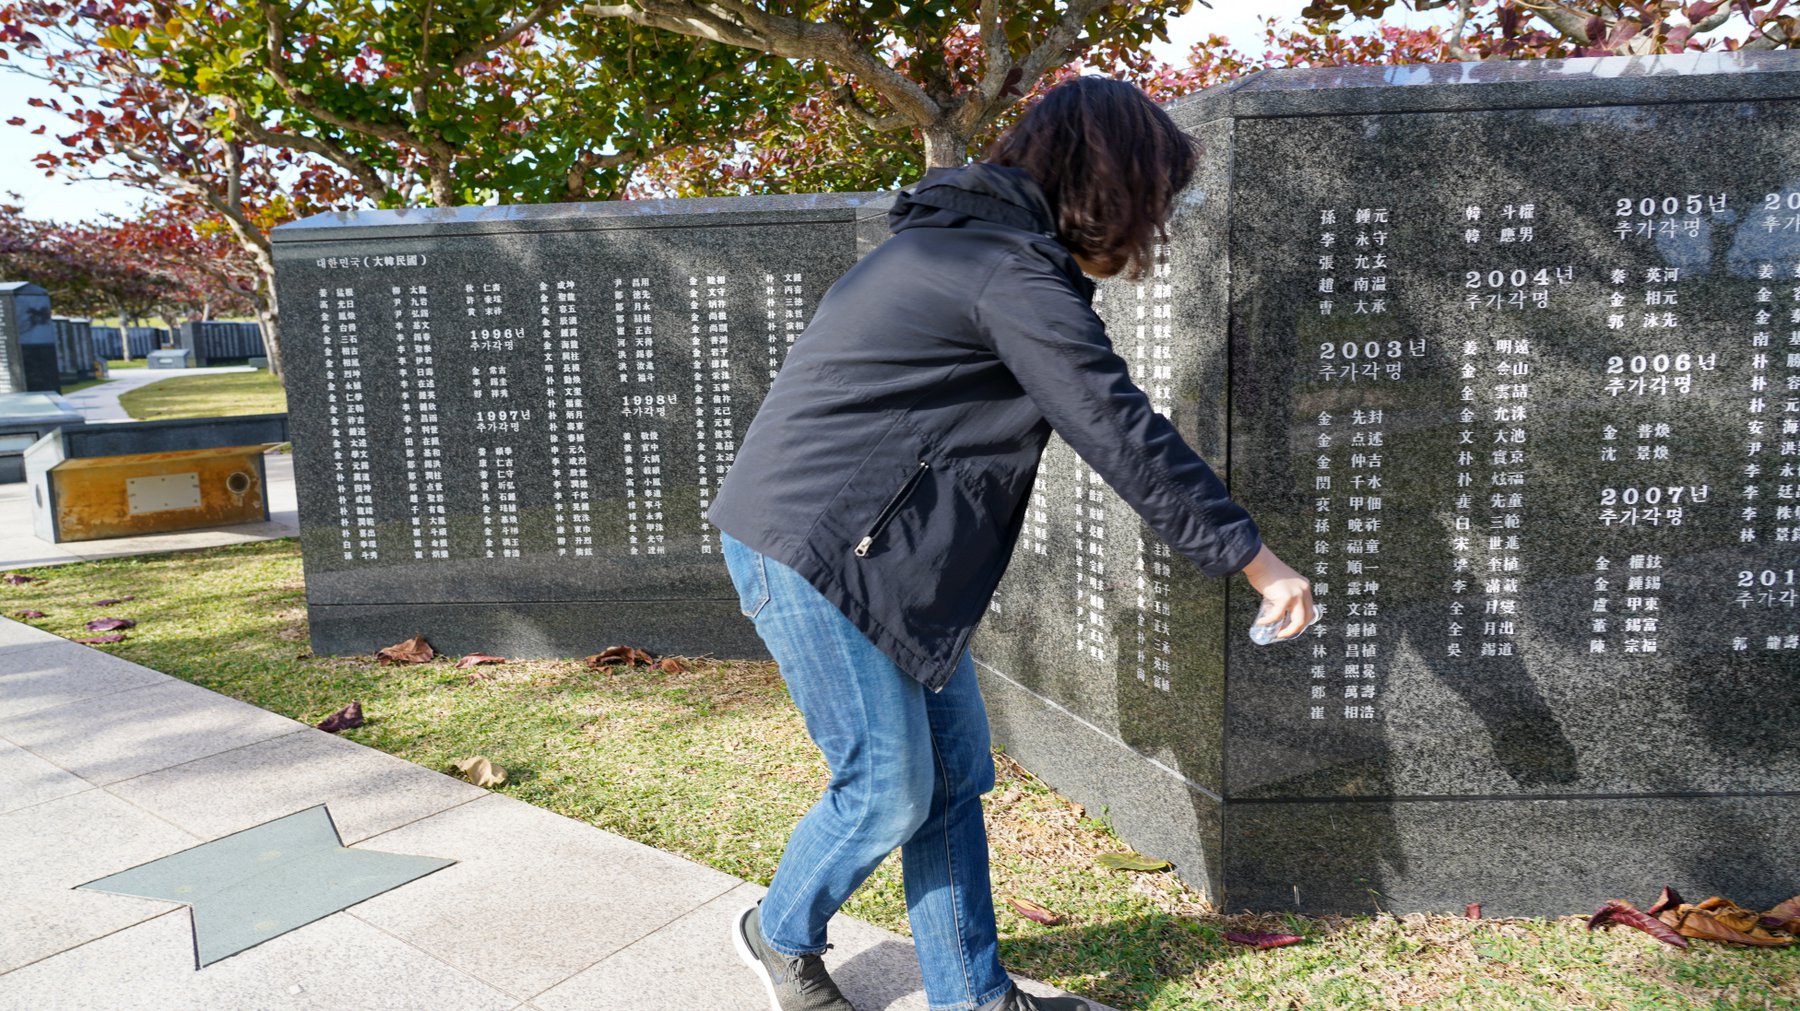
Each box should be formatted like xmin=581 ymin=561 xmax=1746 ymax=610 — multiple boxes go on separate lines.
xmin=1695 ymin=896 xmax=1764 ymax=934
xmin=657 ymin=655 xmax=690 ymax=673
xmin=1465 ymin=903 xmax=1481 ymax=920
xmin=1659 ymin=901 xmax=1793 ymax=947
xmin=454 ymin=653 xmax=507 ymax=669
xmin=91 ymin=596 xmax=135 ymax=606
xmin=3 ymin=574 xmax=35 ymax=585
xmin=76 ymin=634 xmax=127 ymax=644
xmin=315 ymin=701 xmax=364 ymax=733
xmin=1587 ymin=899 xmax=1688 ymax=949
xmin=376 ymin=635 xmax=434 ymax=664
xmin=1760 ymin=895 xmax=1800 ymax=933
xmin=449 ymin=755 xmax=507 ymax=788
xmin=1224 ymin=932 xmax=1304 ymax=950
xmin=1006 ymin=897 xmax=1065 ymax=926
xmin=585 ymin=645 xmax=654 ymax=668
xmin=14 ymin=610 xmax=46 ymax=619
xmin=85 ymin=617 xmax=135 ymax=632
xmin=1096 ymin=851 xmax=1170 ymax=872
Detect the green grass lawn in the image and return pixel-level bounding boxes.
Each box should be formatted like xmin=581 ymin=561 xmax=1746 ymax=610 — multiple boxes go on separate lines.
xmin=106 ymin=358 xmax=147 ymax=370
xmin=116 ymin=369 xmax=287 ymax=421
xmin=3 ymin=539 xmax=1795 ymax=1010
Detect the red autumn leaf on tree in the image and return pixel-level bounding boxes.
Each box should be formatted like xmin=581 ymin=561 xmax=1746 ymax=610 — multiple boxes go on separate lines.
xmin=454 ymin=653 xmax=506 ymax=668
xmin=1224 ymin=932 xmax=1305 ymax=950
xmin=375 ymin=635 xmax=434 ymax=664
xmin=85 ymin=617 xmax=135 ymax=631
xmin=585 ymin=645 xmax=654 ymax=668
xmin=315 ymin=701 xmax=364 ymax=733
xmin=76 ymin=633 xmax=126 ymax=644
xmin=1586 ymin=899 xmax=1688 ymax=949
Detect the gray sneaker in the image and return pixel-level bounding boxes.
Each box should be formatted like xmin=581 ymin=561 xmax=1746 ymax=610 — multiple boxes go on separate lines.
xmin=731 ymin=902 xmax=855 ymax=1011
xmin=978 ymin=985 xmax=1092 ymax=1011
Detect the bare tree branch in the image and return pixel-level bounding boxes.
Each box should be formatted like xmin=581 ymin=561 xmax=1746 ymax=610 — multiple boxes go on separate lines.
xmin=829 ymin=80 xmax=913 ymax=132
xmin=584 ymin=1 xmax=941 ymax=124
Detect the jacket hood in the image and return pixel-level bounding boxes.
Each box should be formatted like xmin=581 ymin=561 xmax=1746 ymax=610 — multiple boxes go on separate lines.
xmin=887 ymin=162 xmax=1058 ymax=238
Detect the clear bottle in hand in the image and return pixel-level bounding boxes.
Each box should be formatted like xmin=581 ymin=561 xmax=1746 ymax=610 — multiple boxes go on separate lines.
xmin=1249 ymin=597 xmax=1313 ymax=645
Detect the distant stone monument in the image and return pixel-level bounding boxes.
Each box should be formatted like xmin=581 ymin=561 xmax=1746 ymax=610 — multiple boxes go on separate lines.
xmin=176 ymin=320 xmax=268 ymax=366
xmin=0 ymin=282 xmax=61 ymax=394
xmin=271 ymin=51 xmax=1799 ymax=916
xmin=51 ymin=316 xmax=97 ymax=384
xmin=271 ymin=195 xmax=887 ymax=658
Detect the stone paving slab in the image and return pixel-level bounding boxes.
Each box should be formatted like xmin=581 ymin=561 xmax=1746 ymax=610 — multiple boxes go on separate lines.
xmin=531 ymin=880 xmax=1096 ymax=1011
xmin=0 ymin=908 xmax=526 ymax=1011
xmin=0 ymin=450 xmax=297 ymax=571
xmin=106 ymin=725 xmax=487 ymax=847
xmin=0 ymin=637 xmax=173 ymax=721
xmin=0 ymin=788 xmax=199 ymax=975
xmin=0 ymin=616 xmax=65 ymax=650
xmin=0 ymin=735 xmax=91 ymax=816
xmin=0 ymin=677 xmax=307 ymax=786
xmin=345 ymin=792 xmax=745 ymax=1003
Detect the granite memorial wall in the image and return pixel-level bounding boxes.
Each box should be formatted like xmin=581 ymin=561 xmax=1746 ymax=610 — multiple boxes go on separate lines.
xmin=270 ymin=195 xmax=887 ymax=657
xmin=974 ymin=50 xmax=1800 ymax=915
xmin=272 ymin=51 xmax=1799 ymax=916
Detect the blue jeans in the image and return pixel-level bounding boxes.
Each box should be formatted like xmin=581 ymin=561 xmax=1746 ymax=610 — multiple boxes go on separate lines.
xmin=721 ymin=530 xmax=1012 ymax=1011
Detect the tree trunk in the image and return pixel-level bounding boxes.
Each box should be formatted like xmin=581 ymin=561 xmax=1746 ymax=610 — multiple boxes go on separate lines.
xmin=111 ymin=297 xmax=132 ymax=364
xmin=921 ymin=120 xmax=974 ymax=168
xmin=257 ymin=272 xmax=286 ymax=383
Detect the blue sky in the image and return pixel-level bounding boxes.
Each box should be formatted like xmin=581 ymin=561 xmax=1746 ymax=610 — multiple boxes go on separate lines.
xmin=0 ymin=3 xmax=1434 ymax=223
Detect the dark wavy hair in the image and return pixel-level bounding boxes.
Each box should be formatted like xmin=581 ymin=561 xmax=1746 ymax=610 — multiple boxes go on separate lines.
xmin=984 ymin=76 xmax=1199 ymax=282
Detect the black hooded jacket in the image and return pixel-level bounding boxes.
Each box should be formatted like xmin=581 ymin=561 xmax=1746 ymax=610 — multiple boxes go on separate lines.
xmin=707 ymin=162 xmax=1261 ymax=692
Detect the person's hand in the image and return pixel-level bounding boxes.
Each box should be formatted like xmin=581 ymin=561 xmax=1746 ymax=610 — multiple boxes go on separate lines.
xmin=1239 ymin=543 xmax=1316 ymax=640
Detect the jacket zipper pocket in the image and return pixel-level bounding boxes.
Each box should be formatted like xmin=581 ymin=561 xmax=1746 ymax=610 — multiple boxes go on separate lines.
xmin=855 ymin=461 xmax=930 ymax=557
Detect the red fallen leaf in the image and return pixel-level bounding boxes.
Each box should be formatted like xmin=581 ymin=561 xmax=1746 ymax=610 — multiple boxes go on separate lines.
xmin=76 ymin=633 xmax=127 ymax=644
xmin=1465 ymin=903 xmax=1481 ymax=920
xmin=454 ymin=653 xmax=506 ymax=669
xmin=1647 ymin=886 xmax=1685 ymax=918
xmin=585 ymin=645 xmax=654 ymax=668
xmin=375 ymin=635 xmax=434 ymax=664
xmin=85 ymin=617 xmax=135 ymax=631
xmin=1760 ymin=895 xmax=1800 ymax=933
xmin=91 ymin=596 xmax=135 ymax=606
xmin=14 ymin=610 xmax=47 ymax=618
xmin=1586 ymin=899 xmax=1688 ymax=949
xmin=315 ymin=701 xmax=364 ymax=733
xmin=3 ymin=574 xmax=35 ymax=585
xmin=1006 ymin=897 xmax=1065 ymax=926
xmin=658 ymin=655 xmax=689 ymax=673
xmin=1224 ymin=931 xmax=1304 ymax=950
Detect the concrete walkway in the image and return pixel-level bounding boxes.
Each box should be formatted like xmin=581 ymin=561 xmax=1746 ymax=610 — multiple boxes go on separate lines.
xmin=0 ymin=450 xmax=298 ymax=571
xmin=0 ymin=617 xmax=1105 ymax=1011
xmin=60 ymin=365 xmax=256 ymax=423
